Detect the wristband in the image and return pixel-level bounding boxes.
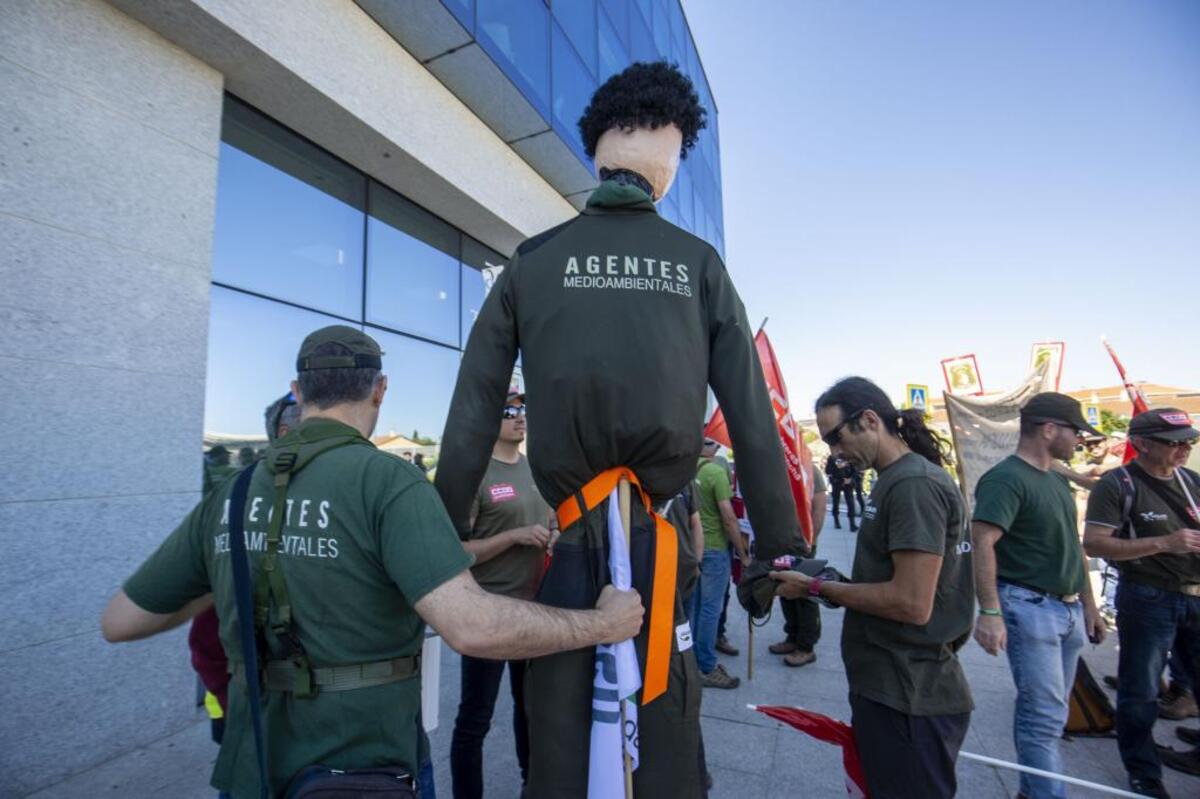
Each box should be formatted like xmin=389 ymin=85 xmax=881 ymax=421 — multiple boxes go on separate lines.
xmin=808 ymin=577 xmax=824 ymax=598
xmin=979 ymin=608 xmax=1002 ymax=617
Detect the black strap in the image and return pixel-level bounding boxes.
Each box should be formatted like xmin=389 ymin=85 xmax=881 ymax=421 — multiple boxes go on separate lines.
xmin=228 ymin=464 xmax=270 ymax=799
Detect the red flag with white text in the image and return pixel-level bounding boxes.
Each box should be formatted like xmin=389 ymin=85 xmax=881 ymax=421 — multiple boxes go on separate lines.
xmin=704 ymin=329 xmax=814 ymax=546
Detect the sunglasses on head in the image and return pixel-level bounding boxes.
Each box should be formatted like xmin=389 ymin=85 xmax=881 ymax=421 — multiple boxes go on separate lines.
xmin=822 ymin=408 xmax=866 ymax=447
xmin=502 ymin=404 xmax=526 ymax=419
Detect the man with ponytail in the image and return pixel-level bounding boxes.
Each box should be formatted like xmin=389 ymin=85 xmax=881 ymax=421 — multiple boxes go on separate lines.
xmin=771 ymin=376 xmax=974 ymax=799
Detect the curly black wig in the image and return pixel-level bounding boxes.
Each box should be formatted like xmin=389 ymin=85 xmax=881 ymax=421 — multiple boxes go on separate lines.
xmin=578 ymin=61 xmax=708 ymax=160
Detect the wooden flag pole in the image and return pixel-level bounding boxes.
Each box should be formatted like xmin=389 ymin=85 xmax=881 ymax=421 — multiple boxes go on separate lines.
xmin=617 ymin=477 xmax=634 ymax=799
xmin=747 ymin=613 xmax=754 ymax=680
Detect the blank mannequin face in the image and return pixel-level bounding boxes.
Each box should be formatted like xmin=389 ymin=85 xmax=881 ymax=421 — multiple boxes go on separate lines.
xmin=594 ymin=124 xmax=683 ymax=201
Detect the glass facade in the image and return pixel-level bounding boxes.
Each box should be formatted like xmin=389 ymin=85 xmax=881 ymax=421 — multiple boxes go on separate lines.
xmin=444 ymin=0 xmax=724 ymax=257
xmin=206 ymin=97 xmax=507 ymax=459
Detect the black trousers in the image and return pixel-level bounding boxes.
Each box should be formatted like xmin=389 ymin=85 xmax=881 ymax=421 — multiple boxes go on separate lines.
xmin=850 ymin=694 xmax=970 ymax=799
xmin=780 ymin=597 xmax=821 ymax=652
xmin=450 ymin=655 xmax=530 ymax=798
xmin=525 ymin=499 xmax=703 ymax=798
xmin=832 ymin=487 xmax=857 ymax=529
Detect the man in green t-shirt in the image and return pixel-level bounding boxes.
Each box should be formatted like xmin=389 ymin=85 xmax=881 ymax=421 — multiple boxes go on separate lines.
xmin=451 ymin=389 xmax=554 ymax=798
xmin=100 ymin=326 xmax=643 ymax=799
xmin=1084 ymin=408 xmax=1200 ymax=796
xmin=773 ymin=377 xmax=974 ymax=799
xmin=690 ymin=438 xmax=748 ymax=689
xmin=971 ymin=392 xmax=1105 ymax=799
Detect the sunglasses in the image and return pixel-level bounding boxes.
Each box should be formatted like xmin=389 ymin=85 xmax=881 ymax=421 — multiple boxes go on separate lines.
xmin=822 ymin=408 xmax=866 ymax=447
xmin=502 ymin=404 xmax=526 ymax=420
xmin=1149 ymin=437 xmax=1195 ymax=449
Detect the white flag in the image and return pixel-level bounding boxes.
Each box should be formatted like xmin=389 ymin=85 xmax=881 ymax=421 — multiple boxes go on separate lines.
xmin=587 ymin=488 xmax=641 ymax=798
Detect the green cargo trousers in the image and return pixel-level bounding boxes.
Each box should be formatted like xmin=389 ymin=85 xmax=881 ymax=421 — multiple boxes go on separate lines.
xmin=524 ymin=498 xmax=703 ymax=798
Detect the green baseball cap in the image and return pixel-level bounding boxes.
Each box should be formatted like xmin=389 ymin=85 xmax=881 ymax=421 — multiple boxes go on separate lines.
xmin=296 ymin=325 xmax=382 ymax=372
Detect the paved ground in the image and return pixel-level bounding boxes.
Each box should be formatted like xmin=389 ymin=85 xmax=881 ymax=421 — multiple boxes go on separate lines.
xmin=26 ymin=508 xmax=1200 ymax=798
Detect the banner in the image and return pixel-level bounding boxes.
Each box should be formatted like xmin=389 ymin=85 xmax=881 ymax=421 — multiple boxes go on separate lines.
xmin=587 ymin=488 xmax=641 ymax=798
xmin=1029 ymin=342 xmax=1065 ymax=391
xmin=750 ymin=705 xmax=868 ymax=797
xmin=704 ymin=329 xmax=814 ymax=546
xmin=944 ymin=366 xmax=1050 ymax=513
xmin=940 ymin=354 xmax=984 ymax=396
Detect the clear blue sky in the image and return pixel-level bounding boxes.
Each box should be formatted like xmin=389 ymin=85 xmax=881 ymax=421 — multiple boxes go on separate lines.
xmin=685 ymin=0 xmax=1200 ymax=412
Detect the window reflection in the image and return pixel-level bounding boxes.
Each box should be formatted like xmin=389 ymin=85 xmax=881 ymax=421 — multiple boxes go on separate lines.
xmin=212 ymin=98 xmax=366 ymax=320
xmin=598 ymin=6 xmax=629 ymax=83
xmin=461 ymin=238 xmax=507 ymax=346
xmin=552 ymin=0 xmax=597 ymax=75
xmin=552 ymin=23 xmax=598 ymax=157
xmin=366 ymin=182 xmax=461 ymax=347
xmin=370 ymin=327 xmax=462 ymax=462
xmin=477 ymin=0 xmax=551 ymax=114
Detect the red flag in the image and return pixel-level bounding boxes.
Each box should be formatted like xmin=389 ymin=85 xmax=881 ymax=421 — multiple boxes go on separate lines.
xmin=704 ymin=330 xmax=814 ymax=546
xmin=752 ymin=705 xmax=869 ymax=797
xmin=1102 ymin=338 xmax=1149 ymax=464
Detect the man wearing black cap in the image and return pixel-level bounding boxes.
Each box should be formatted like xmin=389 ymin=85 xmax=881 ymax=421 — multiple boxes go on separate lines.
xmin=100 ymin=325 xmax=643 ymax=799
xmin=971 ymin=392 xmax=1106 ymax=799
xmin=1084 ymin=408 xmax=1200 ymax=797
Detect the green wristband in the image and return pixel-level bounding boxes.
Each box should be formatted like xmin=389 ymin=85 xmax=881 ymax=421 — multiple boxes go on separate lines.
xmin=978 ymin=608 xmax=1003 ymax=617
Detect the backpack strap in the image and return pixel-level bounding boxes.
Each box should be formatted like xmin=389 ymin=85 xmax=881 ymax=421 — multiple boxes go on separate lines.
xmin=1116 ymin=466 xmax=1137 ymax=540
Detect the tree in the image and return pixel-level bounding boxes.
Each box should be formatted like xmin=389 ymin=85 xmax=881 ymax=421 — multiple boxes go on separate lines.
xmin=1100 ymin=409 xmax=1129 ymax=436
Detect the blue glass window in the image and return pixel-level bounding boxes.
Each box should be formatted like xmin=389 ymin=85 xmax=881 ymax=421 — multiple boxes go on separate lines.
xmin=205 ymin=286 xmax=346 ymax=436
xmin=675 ymin=163 xmax=694 ymax=230
xmin=370 ymin=327 xmax=462 ymax=448
xmin=366 ymin=183 xmax=461 ymax=347
xmin=598 ymin=6 xmax=629 ymax=82
xmin=552 ymin=0 xmax=597 ymax=76
xmin=633 ymin=0 xmax=653 ymax=30
xmin=651 ymin=0 xmax=670 ymax=58
xmin=477 ymin=0 xmax=551 ymax=116
xmin=441 ymin=0 xmax=475 ymax=33
xmin=212 ymin=99 xmax=366 ymax=321
xmin=669 ymin=1 xmax=686 ymax=66
xmin=600 ymin=0 xmax=629 ymax=41
xmin=628 ymin=7 xmax=657 ymax=63
xmin=461 ymin=238 xmax=507 ymax=346
xmin=552 ymin=23 xmax=598 ymax=159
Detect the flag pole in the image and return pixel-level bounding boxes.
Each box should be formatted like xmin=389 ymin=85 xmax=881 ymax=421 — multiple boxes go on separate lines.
xmin=747 ymin=613 xmax=754 ymax=680
xmin=617 ymin=477 xmax=634 ymax=799
xmin=756 ymin=317 xmax=769 ymax=336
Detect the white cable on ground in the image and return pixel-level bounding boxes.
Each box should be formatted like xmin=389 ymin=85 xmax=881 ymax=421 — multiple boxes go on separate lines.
xmin=959 ymin=752 xmax=1144 ymax=798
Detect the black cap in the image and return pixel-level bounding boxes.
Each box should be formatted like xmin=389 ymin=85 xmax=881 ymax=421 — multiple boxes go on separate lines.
xmin=296 ymin=326 xmax=382 ymax=372
xmin=1129 ymin=408 xmax=1198 ymax=442
xmin=1020 ymin=392 xmax=1104 ymax=437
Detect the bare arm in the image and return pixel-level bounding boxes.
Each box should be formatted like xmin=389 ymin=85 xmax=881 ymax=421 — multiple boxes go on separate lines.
xmin=415 ymin=571 xmax=643 ymax=660
xmin=811 ymin=491 xmax=827 ymax=537
xmin=717 ymin=499 xmax=745 ymax=555
xmin=1052 ymin=461 xmax=1099 ymax=491
xmin=774 ymin=550 xmax=942 ymax=625
xmin=971 ymin=521 xmax=1004 ymax=611
xmin=101 ymin=590 xmax=214 ymax=643
xmin=462 ymin=525 xmax=551 ymax=565
xmin=1083 ymin=523 xmax=1200 ymax=560
xmin=690 ymin=511 xmax=704 ymax=568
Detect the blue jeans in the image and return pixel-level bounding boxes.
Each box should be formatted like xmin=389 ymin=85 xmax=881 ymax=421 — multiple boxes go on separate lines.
xmin=689 ymin=548 xmax=731 ymax=673
xmin=999 ymin=582 xmax=1085 ymax=799
xmin=1116 ymin=580 xmax=1200 ymax=781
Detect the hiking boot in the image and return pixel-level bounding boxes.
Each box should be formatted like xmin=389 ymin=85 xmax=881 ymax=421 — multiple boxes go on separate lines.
xmin=1158 ymin=683 xmax=1198 ymax=720
xmin=833 ymin=519 xmax=841 ymax=529
xmin=702 ymin=664 xmax=740 ymax=689
xmin=715 ymin=637 xmax=739 ymax=656
xmin=1103 ymin=674 xmax=1119 ymax=691
xmin=1128 ymin=777 xmax=1170 ymax=799
xmin=1176 ymin=726 xmax=1200 ymax=746
xmin=769 ymin=639 xmax=797 ymax=655
xmin=1159 ymin=745 xmax=1200 ymax=776
xmin=783 ymin=650 xmax=816 ymax=668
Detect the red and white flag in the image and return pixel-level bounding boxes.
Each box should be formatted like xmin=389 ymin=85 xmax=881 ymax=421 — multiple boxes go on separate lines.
xmin=751 ymin=705 xmax=869 ymax=797
xmin=704 ymin=329 xmax=814 ymax=546
xmin=1102 ymin=338 xmax=1149 ymax=464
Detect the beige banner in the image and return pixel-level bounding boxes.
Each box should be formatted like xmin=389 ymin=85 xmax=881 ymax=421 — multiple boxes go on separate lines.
xmin=944 ymin=365 xmax=1050 ymax=512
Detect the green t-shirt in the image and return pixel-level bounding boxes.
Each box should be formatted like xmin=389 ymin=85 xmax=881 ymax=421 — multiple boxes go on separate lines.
xmin=841 ymin=453 xmax=974 ymax=716
xmin=466 ymin=455 xmax=550 ymax=599
xmin=973 ymin=455 xmax=1086 ymax=595
xmin=1085 ymin=464 xmax=1200 ymax=588
xmin=695 ymin=458 xmax=734 ymax=551
xmin=124 ymin=419 xmax=473 ymax=798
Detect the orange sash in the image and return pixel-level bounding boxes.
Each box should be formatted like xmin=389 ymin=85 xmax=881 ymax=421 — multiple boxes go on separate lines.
xmin=556 ymin=466 xmax=678 ymax=705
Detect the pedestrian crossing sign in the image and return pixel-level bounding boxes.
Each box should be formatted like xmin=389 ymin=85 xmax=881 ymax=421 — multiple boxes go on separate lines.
xmin=1085 ymin=403 xmax=1100 ymax=428
xmin=907 ymin=384 xmax=929 ymax=412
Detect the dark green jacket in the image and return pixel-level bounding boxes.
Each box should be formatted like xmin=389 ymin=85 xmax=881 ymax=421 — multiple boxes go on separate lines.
xmin=435 ymin=181 xmax=797 ymax=558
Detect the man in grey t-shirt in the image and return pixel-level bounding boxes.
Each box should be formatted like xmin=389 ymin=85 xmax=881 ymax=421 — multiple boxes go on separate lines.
xmin=773 ymin=377 xmax=973 ymax=799
xmin=450 ymin=391 xmax=555 ymax=798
